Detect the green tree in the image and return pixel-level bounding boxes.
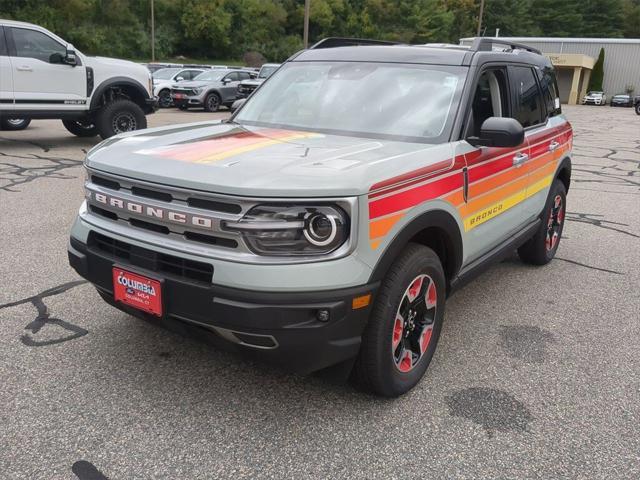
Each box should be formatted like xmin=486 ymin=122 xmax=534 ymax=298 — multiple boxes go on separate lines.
xmin=588 ymin=48 xmax=605 ymax=91
xmin=622 ymin=0 xmax=640 ymax=37
xmin=482 ymin=0 xmax=538 ymax=37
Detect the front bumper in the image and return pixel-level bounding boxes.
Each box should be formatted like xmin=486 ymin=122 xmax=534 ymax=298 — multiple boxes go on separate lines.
xmin=68 ymin=236 xmax=377 ymax=374
xmin=144 ymin=96 xmax=159 ymax=113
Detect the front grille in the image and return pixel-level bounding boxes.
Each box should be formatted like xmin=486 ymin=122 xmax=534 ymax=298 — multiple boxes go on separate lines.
xmin=88 ymin=232 xmax=213 ymax=283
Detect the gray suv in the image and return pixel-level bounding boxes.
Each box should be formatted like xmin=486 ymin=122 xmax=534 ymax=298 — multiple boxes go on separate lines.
xmin=170 ymin=69 xmax=253 ymax=112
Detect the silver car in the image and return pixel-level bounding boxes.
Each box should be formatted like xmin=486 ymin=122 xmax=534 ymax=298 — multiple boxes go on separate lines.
xmin=170 ymin=69 xmax=254 ymax=111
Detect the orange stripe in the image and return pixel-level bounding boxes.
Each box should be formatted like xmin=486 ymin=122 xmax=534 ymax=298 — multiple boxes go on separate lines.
xmin=369 ymin=212 xmax=404 ymax=239
xmin=460 ymin=160 xmax=557 ymax=217
xmin=443 ymin=188 xmax=465 ymax=206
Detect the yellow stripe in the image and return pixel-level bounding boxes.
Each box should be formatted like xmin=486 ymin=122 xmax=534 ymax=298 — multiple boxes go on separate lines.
xmin=463 ymin=174 xmax=553 ymax=231
xmin=194 ymin=132 xmax=319 ymax=164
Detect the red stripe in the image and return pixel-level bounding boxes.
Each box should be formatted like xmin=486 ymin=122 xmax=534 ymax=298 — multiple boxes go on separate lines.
xmin=369 ymin=173 xmax=463 ymax=219
xmin=467 ymin=152 xmax=514 ymax=183
xmin=369 ymin=158 xmax=454 ymax=193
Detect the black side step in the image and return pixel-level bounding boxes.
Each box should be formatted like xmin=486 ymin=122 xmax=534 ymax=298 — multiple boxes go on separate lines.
xmin=449 ymin=219 xmax=540 ymax=295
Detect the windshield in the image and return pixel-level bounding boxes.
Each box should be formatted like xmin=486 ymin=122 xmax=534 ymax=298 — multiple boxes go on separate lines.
xmin=153 ymin=68 xmax=181 ymax=80
xmin=258 ymin=65 xmax=279 ymax=79
xmin=235 ymin=62 xmax=466 ymax=143
xmin=194 ymin=70 xmax=226 ymax=82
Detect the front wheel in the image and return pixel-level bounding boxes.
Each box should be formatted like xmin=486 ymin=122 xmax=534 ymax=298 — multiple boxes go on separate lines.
xmin=354 ymin=244 xmax=446 ymax=397
xmin=204 ymin=92 xmax=220 ymax=112
xmin=95 ymin=99 xmax=147 ymax=140
xmin=62 ymin=119 xmax=98 ymax=137
xmin=518 ymin=179 xmax=567 ymax=265
xmin=0 ymin=118 xmax=31 ymax=130
xmin=158 ymin=89 xmax=172 ymax=108
xmin=636 ymin=103 xmax=640 ymax=115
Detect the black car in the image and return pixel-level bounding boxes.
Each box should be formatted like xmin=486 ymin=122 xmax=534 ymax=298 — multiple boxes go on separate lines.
xmin=610 ymin=94 xmax=633 ymax=107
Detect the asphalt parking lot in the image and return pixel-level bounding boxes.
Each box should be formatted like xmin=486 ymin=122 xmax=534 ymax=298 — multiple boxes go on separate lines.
xmin=1 ymin=105 xmax=639 ymax=479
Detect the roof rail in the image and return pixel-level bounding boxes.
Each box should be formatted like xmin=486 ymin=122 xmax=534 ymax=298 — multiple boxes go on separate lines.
xmin=469 ymin=37 xmax=542 ymax=55
xmin=310 ymin=37 xmax=400 ymax=49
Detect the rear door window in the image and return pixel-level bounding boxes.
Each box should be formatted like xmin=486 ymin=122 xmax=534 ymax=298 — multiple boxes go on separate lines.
xmin=536 ymin=66 xmax=561 ymax=117
xmin=509 ymin=65 xmax=545 ymax=128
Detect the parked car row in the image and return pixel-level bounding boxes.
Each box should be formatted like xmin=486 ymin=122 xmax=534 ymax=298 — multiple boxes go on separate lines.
xmin=151 ymin=62 xmax=281 ymax=112
xmin=582 ymin=90 xmax=640 ymax=107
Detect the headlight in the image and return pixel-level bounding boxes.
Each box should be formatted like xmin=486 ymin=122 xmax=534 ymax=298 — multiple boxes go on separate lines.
xmin=223 ymin=204 xmax=349 ymax=256
xmin=193 ymin=87 xmax=203 ymax=95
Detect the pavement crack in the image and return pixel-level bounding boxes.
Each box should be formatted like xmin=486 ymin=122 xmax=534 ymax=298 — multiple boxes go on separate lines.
xmin=565 ymin=211 xmax=639 ymax=238
xmin=0 ymin=151 xmax=82 ymax=192
xmin=0 ymin=280 xmax=89 ymax=347
xmin=555 ymin=257 xmax=623 ymax=275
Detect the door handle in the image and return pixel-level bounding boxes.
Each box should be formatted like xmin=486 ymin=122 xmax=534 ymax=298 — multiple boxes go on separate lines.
xmin=548 ymin=140 xmax=560 ymax=152
xmin=512 ymin=152 xmax=529 ymax=167
xmin=16 ymin=65 xmax=32 ymax=71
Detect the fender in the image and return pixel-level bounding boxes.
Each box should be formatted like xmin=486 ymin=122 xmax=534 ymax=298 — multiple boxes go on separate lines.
xmin=556 ymin=155 xmax=572 ymax=192
xmin=89 ymin=77 xmax=150 ymax=110
xmin=369 ymin=209 xmax=463 ymax=288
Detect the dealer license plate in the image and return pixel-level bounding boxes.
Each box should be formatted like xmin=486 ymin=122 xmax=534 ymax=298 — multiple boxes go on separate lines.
xmin=112 ymin=267 xmax=163 ymax=316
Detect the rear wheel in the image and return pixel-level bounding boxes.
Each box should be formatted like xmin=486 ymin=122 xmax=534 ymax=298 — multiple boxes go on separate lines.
xmin=518 ymin=179 xmax=567 ymax=265
xmin=95 ymin=99 xmax=147 ymax=140
xmin=354 ymin=243 xmax=446 ymax=397
xmin=204 ymin=92 xmax=221 ymax=112
xmin=636 ymin=103 xmax=640 ymax=115
xmin=62 ymin=119 xmax=98 ymax=137
xmin=1 ymin=118 xmax=31 ymax=130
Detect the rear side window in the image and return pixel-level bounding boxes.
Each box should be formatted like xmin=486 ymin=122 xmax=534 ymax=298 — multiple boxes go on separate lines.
xmin=536 ymin=66 xmax=561 ymax=117
xmin=509 ymin=65 xmax=544 ymax=128
xmin=0 ymin=27 xmax=7 ymax=56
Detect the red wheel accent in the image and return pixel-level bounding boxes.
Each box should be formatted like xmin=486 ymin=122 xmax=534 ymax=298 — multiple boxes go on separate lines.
xmin=391 ymin=274 xmax=437 ymax=373
xmin=407 ymin=276 xmax=423 ymax=302
xmin=398 ymin=350 xmax=413 ymax=372
xmin=392 ymin=315 xmax=404 ymax=351
xmin=545 ymin=194 xmax=564 ymax=252
xmin=419 ymin=325 xmax=433 ymax=353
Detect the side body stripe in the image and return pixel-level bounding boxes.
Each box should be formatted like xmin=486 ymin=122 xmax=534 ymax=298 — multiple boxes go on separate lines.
xmin=367 ymin=123 xmax=573 ymax=249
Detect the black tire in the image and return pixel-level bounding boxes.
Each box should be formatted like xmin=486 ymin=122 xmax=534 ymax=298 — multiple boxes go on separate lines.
xmin=204 ymin=92 xmax=221 ymax=112
xmin=0 ymin=117 xmax=31 ymax=130
xmin=95 ymin=99 xmax=147 ymax=140
xmin=62 ymin=119 xmax=98 ymax=137
xmin=178 ymin=105 xmax=188 ymax=111
xmin=518 ymin=179 xmax=567 ymax=265
xmin=158 ymin=89 xmax=172 ymax=108
xmin=353 ymin=243 xmax=446 ymax=397
xmin=636 ymin=103 xmax=640 ymax=115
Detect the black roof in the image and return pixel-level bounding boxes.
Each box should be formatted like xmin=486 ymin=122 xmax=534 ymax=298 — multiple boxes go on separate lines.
xmin=293 ymin=45 xmax=469 ymax=66
xmin=291 ymin=37 xmax=551 ymax=69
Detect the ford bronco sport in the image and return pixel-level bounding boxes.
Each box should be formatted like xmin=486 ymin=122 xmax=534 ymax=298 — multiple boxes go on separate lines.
xmin=0 ymin=20 xmax=157 ymax=138
xmin=68 ymin=38 xmax=572 ymax=397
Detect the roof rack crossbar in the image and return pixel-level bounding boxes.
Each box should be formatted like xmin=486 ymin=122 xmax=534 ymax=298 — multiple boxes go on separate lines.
xmin=310 ymin=37 xmax=400 ymax=50
xmin=470 ymin=37 xmax=542 ymax=55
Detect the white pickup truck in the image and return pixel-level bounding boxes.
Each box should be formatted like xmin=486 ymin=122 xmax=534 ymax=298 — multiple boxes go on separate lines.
xmin=0 ymin=19 xmax=157 ymax=138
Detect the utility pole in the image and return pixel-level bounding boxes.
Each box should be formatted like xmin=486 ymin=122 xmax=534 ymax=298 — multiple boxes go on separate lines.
xmin=476 ymin=0 xmax=485 ymax=37
xmin=150 ymin=0 xmax=156 ymax=62
xmin=303 ymin=0 xmax=311 ymax=48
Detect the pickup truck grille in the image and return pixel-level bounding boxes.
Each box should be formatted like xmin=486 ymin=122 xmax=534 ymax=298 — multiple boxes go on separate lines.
xmin=84 ymin=169 xmax=255 ymax=257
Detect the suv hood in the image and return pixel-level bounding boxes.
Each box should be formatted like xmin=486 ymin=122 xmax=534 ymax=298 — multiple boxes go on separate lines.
xmin=86 ymin=56 xmax=145 ymax=70
xmin=86 ymin=122 xmax=455 ymax=198
xmin=173 ymin=80 xmax=219 ymax=89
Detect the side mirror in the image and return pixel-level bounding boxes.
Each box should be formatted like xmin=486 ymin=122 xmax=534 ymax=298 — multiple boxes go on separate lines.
xmin=49 ymin=52 xmax=65 ymax=64
xmin=222 ymin=78 xmax=232 ymax=84
xmin=175 ymin=76 xmax=184 ymax=82
xmin=64 ymin=46 xmax=77 ymax=66
xmin=467 ymin=117 xmax=524 ymax=148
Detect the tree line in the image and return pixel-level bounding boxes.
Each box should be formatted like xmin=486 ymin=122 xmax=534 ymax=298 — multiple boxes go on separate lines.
xmin=1 ymin=0 xmax=639 ymax=62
